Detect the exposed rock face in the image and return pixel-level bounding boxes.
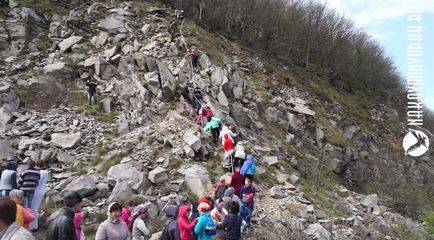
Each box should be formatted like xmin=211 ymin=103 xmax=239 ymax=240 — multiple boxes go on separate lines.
xmin=184 ymin=164 xmax=213 ymax=198
xmin=107 ymin=163 xmax=147 ymax=191
xmin=51 ymin=133 xmax=81 ymax=149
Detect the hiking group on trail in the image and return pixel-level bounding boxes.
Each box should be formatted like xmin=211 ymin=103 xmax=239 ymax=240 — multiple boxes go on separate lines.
xmin=0 ymin=8 xmax=258 ymax=240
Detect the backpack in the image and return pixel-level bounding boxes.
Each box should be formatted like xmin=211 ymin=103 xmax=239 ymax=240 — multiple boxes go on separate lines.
xmin=160 ymin=220 xmax=174 ymax=240
xmin=204 ymin=214 xmax=217 ymax=236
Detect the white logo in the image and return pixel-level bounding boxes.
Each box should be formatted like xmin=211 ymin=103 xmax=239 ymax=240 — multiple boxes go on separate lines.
xmin=402 ymin=129 xmax=430 ymax=157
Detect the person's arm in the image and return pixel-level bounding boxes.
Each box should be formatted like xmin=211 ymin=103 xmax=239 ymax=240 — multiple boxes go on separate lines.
xmin=137 ymin=220 xmax=150 ymax=236
xmin=95 ymin=222 xmax=107 ymax=240
xmin=194 ymin=216 xmax=203 ymax=235
xmin=222 ymin=215 xmax=228 ymax=231
xmin=11 ymin=172 xmax=17 ymax=189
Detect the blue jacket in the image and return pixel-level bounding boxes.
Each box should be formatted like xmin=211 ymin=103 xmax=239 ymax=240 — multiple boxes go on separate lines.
xmin=240 ymin=155 xmax=255 ymax=175
xmin=193 ymin=212 xmax=212 ymax=240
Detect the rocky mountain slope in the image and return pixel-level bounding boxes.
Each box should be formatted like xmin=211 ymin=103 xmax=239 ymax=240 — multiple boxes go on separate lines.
xmin=0 ymin=0 xmax=433 ymax=239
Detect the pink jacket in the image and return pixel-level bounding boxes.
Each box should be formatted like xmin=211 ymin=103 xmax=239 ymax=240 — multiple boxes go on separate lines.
xmin=178 ymin=205 xmax=198 ymax=240
xmin=74 ymin=212 xmax=85 ymax=240
xmin=121 ymin=207 xmax=131 ymax=226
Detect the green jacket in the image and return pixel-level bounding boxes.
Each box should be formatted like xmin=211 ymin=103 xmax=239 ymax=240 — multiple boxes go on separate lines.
xmin=203 ymin=117 xmax=222 ymax=132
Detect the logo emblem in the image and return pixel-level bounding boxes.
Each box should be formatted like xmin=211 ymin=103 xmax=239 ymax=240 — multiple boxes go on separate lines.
xmin=402 ymin=129 xmax=429 ymax=157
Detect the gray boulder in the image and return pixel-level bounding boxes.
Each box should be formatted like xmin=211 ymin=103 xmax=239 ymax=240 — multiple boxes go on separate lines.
xmin=184 ymin=164 xmax=213 ymax=198
xmin=305 ymin=223 xmax=331 ymax=240
xmin=51 ymin=133 xmax=81 ymax=149
xmin=58 ymin=36 xmax=82 ymax=52
xmin=148 ymin=167 xmax=168 ymax=184
xmin=107 ymin=163 xmax=147 ymax=191
xmin=63 ymin=175 xmax=97 ymax=197
xmin=263 ymin=156 xmax=278 ymax=166
xmin=157 ymin=61 xmax=177 ymax=100
xmin=230 ymin=105 xmax=251 ymax=128
xmin=183 ymin=131 xmax=202 ymax=152
xmin=107 ymin=179 xmax=133 ymax=203
xmin=43 ymin=62 xmax=75 ymax=79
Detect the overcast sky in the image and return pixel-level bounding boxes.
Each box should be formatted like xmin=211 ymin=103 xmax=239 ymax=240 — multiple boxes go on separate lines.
xmin=318 ymin=0 xmax=434 ymax=110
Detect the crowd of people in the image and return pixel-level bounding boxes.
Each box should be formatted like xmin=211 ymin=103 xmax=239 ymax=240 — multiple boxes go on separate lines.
xmin=0 ymin=159 xmax=49 ymax=237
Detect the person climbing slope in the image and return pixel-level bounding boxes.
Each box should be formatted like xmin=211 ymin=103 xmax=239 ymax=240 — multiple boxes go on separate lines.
xmin=203 ymin=116 xmax=223 ymax=145
xmin=240 ymin=155 xmax=256 ymax=182
xmin=222 ymin=134 xmax=234 ymax=169
xmin=229 ymin=168 xmax=245 ymax=198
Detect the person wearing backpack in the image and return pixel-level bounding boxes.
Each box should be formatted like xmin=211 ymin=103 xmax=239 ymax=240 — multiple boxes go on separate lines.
xmin=214 ymin=177 xmax=228 ymax=200
xmin=240 ymin=155 xmax=256 ymax=182
xmin=193 ymin=203 xmax=214 ymax=240
xmin=240 ymin=179 xmax=256 ymax=229
xmin=161 ymin=205 xmax=181 ymax=240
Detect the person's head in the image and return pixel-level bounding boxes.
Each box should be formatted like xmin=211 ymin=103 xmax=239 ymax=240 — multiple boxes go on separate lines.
xmin=229 ymin=201 xmax=240 ymax=214
xmin=197 ymin=202 xmax=210 ymax=214
xmin=129 ymin=204 xmax=147 ymax=230
xmin=219 ymin=176 xmax=226 ymax=183
xmin=224 ymin=187 xmax=234 ymax=198
xmin=107 ymin=202 xmax=122 ymax=220
xmin=245 ymin=178 xmax=252 ymax=187
xmin=246 ymin=155 xmax=254 ymax=162
xmin=0 ymin=198 xmax=17 ymax=230
xmin=36 ymin=160 xmax=46 ymax=170
xmin=123 ymin=200 xmax=134 ymax=209
xmin=28 ymin=160 xmax=36 ymax=169
xmin=165 ymin=205 xmax=179 ymax=219
xmin=64 ymin=191 xmax=83 ymax=212
xmin=234 ymin=167 xmax=240 ymax=173
xmin=9 ymin=189 xmax=24 ymax=205
xmin=6 ymin=161 xmax=17 ymax=171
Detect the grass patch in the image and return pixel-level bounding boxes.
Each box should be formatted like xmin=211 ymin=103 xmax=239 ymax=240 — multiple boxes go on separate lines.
xmin=314 ymin=110 xmax=349 ymax=148
xmin=35 ymin=35 xmax=51 ymax=52
xmin=70 ymin=162 xmax=87 ymax=175
xmin=422 ymin=213 xmax=434 ymax=235
xmin=98 ymin=143 xmax=136 ymax=174
xmin=75 ymin=102 xmax=118 ymax=123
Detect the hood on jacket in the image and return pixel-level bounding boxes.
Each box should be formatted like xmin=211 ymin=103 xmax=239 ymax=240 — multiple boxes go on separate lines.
xmin=178 ymin=205 xmax=190 ymax=220
xmin=224 ymin=187 xmax=234 ymax=198
xmin=222 ymin=126 xmax=229 ymax=132
xmin=165 ymin=205 xmax=178 ymax=219
xmin=246 ymin=155 xmax=254 ymax=162
xmin=236 ymin=141 xmax=243 ymax=147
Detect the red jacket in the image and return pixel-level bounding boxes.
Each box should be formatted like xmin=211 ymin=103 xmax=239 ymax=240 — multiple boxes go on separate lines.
xmin=230 ymin=171 xmax=245 ymax=197
xmin=223 ymin=134 xmax=234 ymax=152
xmin=204 ymin=108 xmax=214 ymax=117
xmin=178 ymin=205 xmax=198 ymax=240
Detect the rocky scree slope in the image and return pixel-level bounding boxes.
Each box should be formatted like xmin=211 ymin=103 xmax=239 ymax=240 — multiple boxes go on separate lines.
xmin=0 ymin=1 xmax=433 ymax=239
